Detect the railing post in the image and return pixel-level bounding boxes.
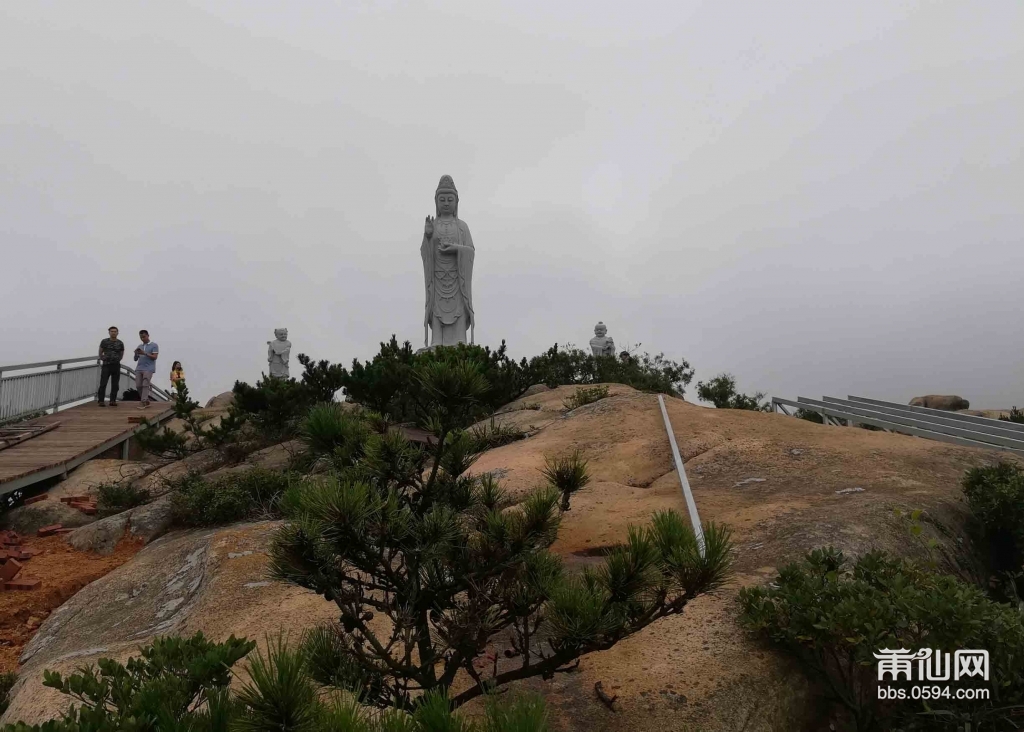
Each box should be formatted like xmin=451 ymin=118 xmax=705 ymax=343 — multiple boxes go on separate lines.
xmin=0 ymin=369 xmax=5 ymax=422
xmin=53 ymin=362 xmax=63 ymax=414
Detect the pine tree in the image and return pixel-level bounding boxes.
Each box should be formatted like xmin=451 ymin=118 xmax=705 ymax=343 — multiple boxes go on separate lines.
xmin=270 ymin=353 xmax=732 ymax=709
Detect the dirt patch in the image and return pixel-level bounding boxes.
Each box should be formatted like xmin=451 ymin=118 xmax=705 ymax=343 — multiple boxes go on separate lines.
xmin=0 ymin=535 xmax=142 ymax=673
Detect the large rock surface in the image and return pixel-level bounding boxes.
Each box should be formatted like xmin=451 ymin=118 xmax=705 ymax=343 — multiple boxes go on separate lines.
xmin=0 ymin=500 xmax=95 ymax=535
xmin=6 ymin=385 xmax=1017 ymax=730
xmin=65 ymin=495 xmax=175 ymax=555
xmin=49 ymin=459 xmax=155 ymax=501
xmin=136 ymin=450 xmax=225 ymax=496
xmin=909 ymin=394 xmax=970 ymax=410
xmin=2 ymin=522 xmax=336 ymax=726
xmin=1 ymin=460 xmax=157 ymax=535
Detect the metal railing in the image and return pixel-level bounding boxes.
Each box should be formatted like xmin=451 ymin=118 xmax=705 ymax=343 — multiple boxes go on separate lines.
xmin=0 ymin=357 xmax=171 ymax=423
xmin=772 ymin=395 xmax=1024 ymax=456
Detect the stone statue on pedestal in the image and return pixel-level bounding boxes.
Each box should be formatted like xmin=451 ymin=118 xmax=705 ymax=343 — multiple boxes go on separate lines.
xmin=590 ymin=322 xmax=616 ymax=357
xmin=421 ymin=175 xmax=475 ymax=348
xmin=267 ymin=328 xmax=291 ymax=378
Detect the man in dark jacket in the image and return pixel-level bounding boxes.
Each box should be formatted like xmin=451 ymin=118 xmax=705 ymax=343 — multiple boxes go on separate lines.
xmin=97 ymin=326 xmax=125 ymax=407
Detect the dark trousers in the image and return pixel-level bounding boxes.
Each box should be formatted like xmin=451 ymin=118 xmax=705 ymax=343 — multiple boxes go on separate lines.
xmin=97 ymin=363 xmax=121 ymax=403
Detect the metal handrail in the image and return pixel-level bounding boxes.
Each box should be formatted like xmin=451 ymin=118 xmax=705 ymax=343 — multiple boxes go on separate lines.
xmin=0 ymin=356 xmax=170 ymax=423
xmin=0 ymin=356 xmax=100 ymax=372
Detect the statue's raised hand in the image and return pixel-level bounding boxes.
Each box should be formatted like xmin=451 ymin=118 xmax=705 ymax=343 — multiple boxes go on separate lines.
xmin=424 ymin=215 xmax=434 ymax=239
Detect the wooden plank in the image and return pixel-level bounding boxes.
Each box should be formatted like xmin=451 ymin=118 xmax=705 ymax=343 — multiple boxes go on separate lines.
xmin=0 ymin=400 xmax=174 ymax=494
xmin=0 ymin=422 xmax=62 ymax=451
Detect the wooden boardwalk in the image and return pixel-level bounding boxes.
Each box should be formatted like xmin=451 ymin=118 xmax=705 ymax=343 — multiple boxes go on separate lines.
xmin=0 ymin=400 xmax=174 ymax=498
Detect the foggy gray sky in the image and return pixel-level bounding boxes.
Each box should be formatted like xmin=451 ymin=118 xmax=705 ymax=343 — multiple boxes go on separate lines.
xmin=2 ymin=1 xmax=1022 ymax=408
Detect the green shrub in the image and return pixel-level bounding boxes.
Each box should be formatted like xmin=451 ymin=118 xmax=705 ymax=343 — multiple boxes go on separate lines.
xmin=739 ymin=548 xmax=1024 ymax=731
xmin=562 ymin=385 xmax=609 ymax=411
xmin=341 ymin=338 xmax=534 ymax=423
xmin=0 ymin=672 xmax=15 ymax=717
xmin=696 ymin=373 xmax=770 ymax=411
xmin=527 ymin=345 xmax=693 ymax=397
xmin=96 ymin=481 xmax=150 ymax=513
xmin=1000 ymin=406 xmax=1024 ymax=424
xmin=134 ymin=422 xmax=190 ymax=460
xmin=963 ymin=462 xmax=1024 ymax=576
xmin=300 ymin=403 xmax=370 ymax=466
xmin=542 ymin=449 xmax=591 ymax=511
xmin=340 ymin=339 xmax=694 ymax=422
xmin=170 ymin=468 xmax=295 ymax=527
xmin=0 ymin=632 xmax=254 ymax=732
xmin=0 ymin=633 xmax=550 ymax=731
xmin=232 ymin=376 xmax=312 ymax=440
xmin=296 ymin=353 xmax=347 ymax=404
xmin=470 ymin=418 xmax=527 ymax=452
xmin=795 ymin=408 xmax=824 ymax=424
xmin=136 ymin=381 xmax=246 ymax=460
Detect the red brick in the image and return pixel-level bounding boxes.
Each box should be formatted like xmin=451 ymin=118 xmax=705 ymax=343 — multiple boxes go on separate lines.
xmin=4 ymin=578 xmax=41 ymax=591
xmin=37 ymin=524 xmax=63 ymax=537
xmin=53 ymin=528 xmax=75 ymax=535
xmin=60 ymin=496 xmax=90 ymax=504
xmin=0 ymin=559 xmax=23 ymax=583
xmin=18 ymin=547 xmax=42 ymax=557
xmin=23 ymin=494 xmax=48 ymax=505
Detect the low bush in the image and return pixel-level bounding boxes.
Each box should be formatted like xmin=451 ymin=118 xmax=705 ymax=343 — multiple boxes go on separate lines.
xmin=300 ymin=403 xmax=370 ymax=467
xmin=696 ymin=373 xmax=770 ymax=411
xmin=527 ymin=345 xmax=693 ymax=397
xmin=232 ymin=376 xmax=312 ymax=441
xmin=470 ymin=417 xmax=527 ymax=451
xmin=1000 ymin=406 xmax=1024 ymax=424
xmin=562 ymin=385 xmax=609 ymax=410
xmin=0 ymin=633 xmax=548 ymax=731
xmin=339 ymin=338 xmax=694 ymax=423
xmin=541 ymin=449 xmax=591 ymax=511
xmin=136 ymin=381 xmax=246 ymax=460
xmin=96 ymin=481 xmax=150 ymax=513
xmin=739 ymin=548 xmax=1024 ymax=731
xmin=170 ymin=468 xmax=295 ymax=527
xmin=962 ymin=462 xmax=1024 ymax=576
xmin=794 ymin=408 xmax=824 ymax=424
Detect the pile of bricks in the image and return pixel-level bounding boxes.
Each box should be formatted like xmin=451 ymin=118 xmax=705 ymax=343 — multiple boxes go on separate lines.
xmin=0 ymin=530 xmax=42 ymax=591
xmin=60 ymin=495 xmax=98 ymax=515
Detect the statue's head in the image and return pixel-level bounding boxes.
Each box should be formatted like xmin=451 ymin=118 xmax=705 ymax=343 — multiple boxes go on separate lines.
xmin=274 ymin=328 xmax=288 ymax=340
xmin=435 ymin=175 xmax=459 ymax=217
xmin=594 ymin=322 xmax=607 ymax=337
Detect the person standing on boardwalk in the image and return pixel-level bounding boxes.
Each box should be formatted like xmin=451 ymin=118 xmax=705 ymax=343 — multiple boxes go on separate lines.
xmin=96 ymin=326 xmax=125 ymax=407
xmin=169 ymin=361 xmax=186 ymax=392
xmin=133 ymin=330 xmax=159 ymax=409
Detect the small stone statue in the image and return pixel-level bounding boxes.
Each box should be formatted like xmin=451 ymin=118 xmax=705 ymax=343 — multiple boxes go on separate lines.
xmin=267 ymin=328 xmax=291 ymax=378
xmin=421 ymin=175 xmax=475 ymax=348
xmin=590 ymin=322 xmax=616 ymax=357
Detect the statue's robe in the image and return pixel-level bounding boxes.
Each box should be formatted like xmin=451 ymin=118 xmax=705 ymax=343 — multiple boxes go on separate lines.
xmin=421 ymin=217 xmax=475 ymax=347
xmin=268 ymin=339 xmax=291 ymax=378
xmin=590 ymin=336 xmax=615 ymax=357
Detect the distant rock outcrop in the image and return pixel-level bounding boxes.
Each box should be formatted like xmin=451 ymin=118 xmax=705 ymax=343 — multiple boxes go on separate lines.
xmin=909 ymin=395 xmax=970 ymax=410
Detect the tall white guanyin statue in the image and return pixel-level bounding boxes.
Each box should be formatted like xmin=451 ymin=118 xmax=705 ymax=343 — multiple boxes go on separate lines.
xmin=421 ymin=175 xmax=475 ymax=348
